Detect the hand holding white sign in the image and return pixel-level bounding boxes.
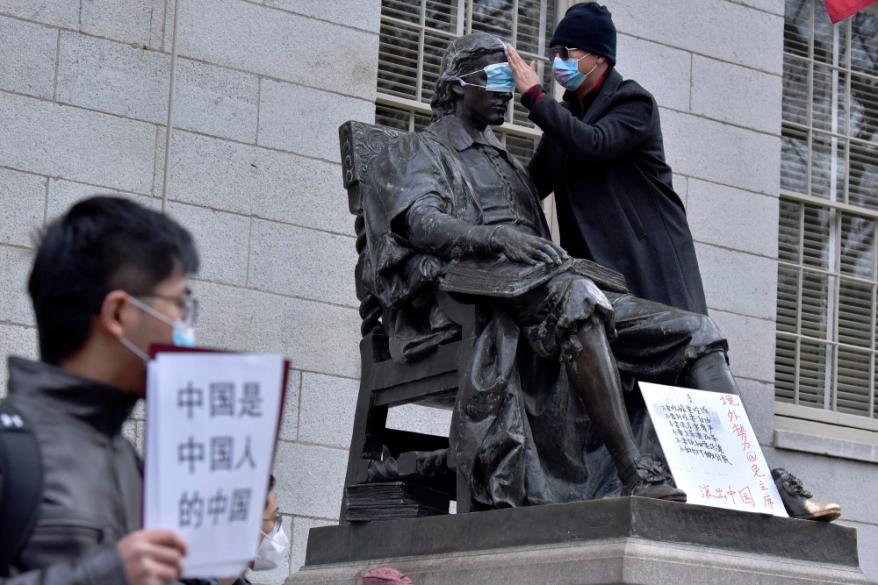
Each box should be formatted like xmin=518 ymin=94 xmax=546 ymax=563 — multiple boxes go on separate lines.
xmin=144 ymin=352 xmax=286 ymax=578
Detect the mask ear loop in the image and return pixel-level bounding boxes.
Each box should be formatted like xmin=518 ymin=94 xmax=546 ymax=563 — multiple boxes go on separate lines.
xmin=119 ymin=336 xmax=150 ymax=363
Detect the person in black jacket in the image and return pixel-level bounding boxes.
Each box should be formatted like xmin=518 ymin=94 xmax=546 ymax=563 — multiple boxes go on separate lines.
xmin=507 ymin=2 xmax=707 ymax=315
xmin=507 ymin=3 xmax=841 ymax=521
xmin=0 ymin=197 xmax=195 ymax=584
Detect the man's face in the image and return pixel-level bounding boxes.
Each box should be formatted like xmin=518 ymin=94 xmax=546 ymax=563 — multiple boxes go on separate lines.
xmin=118 ymin=271 xmax=193 ymax=395
xmin=455 ymin=50 xmax=512 ymax=127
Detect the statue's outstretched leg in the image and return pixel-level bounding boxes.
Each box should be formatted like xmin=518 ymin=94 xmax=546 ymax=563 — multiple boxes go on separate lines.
xmin=568 ymin=318 xmax=686 ymax=502
xmin=680 ymin=349 xmax=739 ymax=395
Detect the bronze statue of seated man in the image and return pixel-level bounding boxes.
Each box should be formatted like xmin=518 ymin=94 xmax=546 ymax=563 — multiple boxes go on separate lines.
xmin=360 ymin=32 xmax=838 ymax=520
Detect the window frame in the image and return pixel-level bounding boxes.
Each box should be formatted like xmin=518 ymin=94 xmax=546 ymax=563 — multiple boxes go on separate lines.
xmin=775 ymin=0 xmax=878 ymax=438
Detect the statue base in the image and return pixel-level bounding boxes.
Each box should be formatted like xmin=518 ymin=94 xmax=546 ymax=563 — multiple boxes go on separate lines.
xmin=287 ymin=497 xmax=874 ymax=585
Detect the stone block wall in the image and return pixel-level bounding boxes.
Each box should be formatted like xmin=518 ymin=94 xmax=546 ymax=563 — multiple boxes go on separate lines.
xmin=1 ymin=0 xmax=876 ymax=582
xmin=0 ymin=1 xmax=380 ymax=581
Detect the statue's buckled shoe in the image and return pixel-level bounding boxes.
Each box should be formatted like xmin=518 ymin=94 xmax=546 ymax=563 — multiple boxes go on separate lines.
xmin=771 ymin=467 xmax=841 ymax=522
xmin=623 ymin=454 xmax=687 ymax=503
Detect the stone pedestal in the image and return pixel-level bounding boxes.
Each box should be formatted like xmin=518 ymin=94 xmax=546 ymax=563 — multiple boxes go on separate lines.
xmin=287 ymin=497 xmax=875 ymax=585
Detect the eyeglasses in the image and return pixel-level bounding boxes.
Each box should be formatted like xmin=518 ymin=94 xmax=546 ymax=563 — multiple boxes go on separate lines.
xmin=137 ymin=293 xmax=199 ymax=327
xmin=547 ymin=46 xmax=588 ymax=61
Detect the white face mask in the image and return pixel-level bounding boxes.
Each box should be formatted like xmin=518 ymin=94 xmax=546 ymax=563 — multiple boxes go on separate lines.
xmin=252 ymin=523 xmax=289 ymax=571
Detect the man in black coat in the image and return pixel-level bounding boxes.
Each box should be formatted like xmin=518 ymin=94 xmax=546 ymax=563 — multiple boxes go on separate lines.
xmin=507 ymin=3 xmax=841 ymax=521
xmin=507 ymin=2 xmax=708 ymax=315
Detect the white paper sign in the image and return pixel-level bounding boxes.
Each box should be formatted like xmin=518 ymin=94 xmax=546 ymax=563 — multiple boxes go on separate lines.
xmin=639 ymin=382 xmax=787 ymax=518
xmin=144 ymin=352 xmax=285 ymax=577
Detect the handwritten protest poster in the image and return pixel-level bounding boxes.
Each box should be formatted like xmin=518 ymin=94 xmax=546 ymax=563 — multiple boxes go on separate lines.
xmin=144 ymin=352 xmax=285 ymax=577
xmin=640 ymin=382 xmax=787 ymax=518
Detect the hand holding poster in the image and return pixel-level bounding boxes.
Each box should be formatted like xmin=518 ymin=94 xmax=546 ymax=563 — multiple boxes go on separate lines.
xmin=640 ymin=383 xmax=787 ymax=518
xmin=144 ymin=351 xmax=286 ymax=578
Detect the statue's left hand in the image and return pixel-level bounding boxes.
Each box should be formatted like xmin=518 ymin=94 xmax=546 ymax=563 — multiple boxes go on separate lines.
xmin=506 ymin=45 xmax=542 ymax=94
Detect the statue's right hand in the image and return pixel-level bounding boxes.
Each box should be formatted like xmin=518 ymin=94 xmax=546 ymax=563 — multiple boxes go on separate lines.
xmin=491 ymin=226 xmax=568 ymax=265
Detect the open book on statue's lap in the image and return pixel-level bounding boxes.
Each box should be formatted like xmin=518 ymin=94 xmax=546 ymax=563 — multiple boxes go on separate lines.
xmin=439 ymin=257 xmax=629 ymax=298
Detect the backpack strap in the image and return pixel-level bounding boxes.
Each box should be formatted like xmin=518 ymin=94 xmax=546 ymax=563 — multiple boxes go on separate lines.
xmin=0 ymin=402 xmax=43 ymax=576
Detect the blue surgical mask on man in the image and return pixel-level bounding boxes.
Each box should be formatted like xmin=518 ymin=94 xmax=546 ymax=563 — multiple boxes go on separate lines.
xmin=119 ymin=295 xmax=197 ymax=362
xmin=552 ymin=55 xmax=599 ymax=91
xmin=441 ymin=62 xmax=516 ymax=93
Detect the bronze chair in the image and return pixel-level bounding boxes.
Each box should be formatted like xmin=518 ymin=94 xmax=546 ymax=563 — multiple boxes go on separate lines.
xmin=338 ymin=120 xmax=476 ymax=521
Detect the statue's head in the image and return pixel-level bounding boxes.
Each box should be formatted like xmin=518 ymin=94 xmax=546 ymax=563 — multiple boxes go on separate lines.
xmin=431 ymin=32 xmax=512 ymax=125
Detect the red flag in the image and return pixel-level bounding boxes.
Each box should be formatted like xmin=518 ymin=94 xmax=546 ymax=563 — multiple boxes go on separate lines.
xmin=823 ymin=0 xmax=878 ymax=23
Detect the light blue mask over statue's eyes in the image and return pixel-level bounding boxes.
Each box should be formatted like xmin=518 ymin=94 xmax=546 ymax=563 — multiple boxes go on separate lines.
xmin=440 ymin=62 xmax=516 ymax=93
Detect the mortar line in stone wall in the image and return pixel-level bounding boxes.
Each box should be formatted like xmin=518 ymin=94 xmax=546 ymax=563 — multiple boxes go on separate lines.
xmin=0 ymin=319 xmax=35 ymax=330
xmin=710 ymin=307 xmax=775 ymax=324
xmin=676 ymin=174 xmax=781 ymax=201
xmin=718 ymin=0 xmax=785 ymax=18
xmin=0 ymin=164 xmax=158 ymax=200
xmin=0 ymin=83 xmax=170 ymax=129
xmin=278 ymin=438 xmax=349 ymax=452
xmin=734 ymin=375 xmax=775 ymax=386
xmin=0 ymin=242 xmax=34 ymax=254
xmin=288 ymin=513 xmax=339 ymax=523
xmin=51 ymin=30 xmax=61 ymax=101
xmin=42 ymin=177 xmax=49 ymax=224
xmin=657 ymin=104 xmax=783 ymax=140
xmin=691 ymin=239 xmax=779 ymax=262
xmin=617 ymin=32 xmax=784 ymax=79
xmin=295 ymin=371 xmax=304 ymax=441
xmin=288 ymin=368 xmax=359 ymax=382
xmin=175 ymin=126 xmax=347 ymax=169
xmin=244 ymin=214 xmax=254 ymax=287
xmin=247 ymin=214 xmax=354 ymax=239
xmin=254 ymin=0 xmax=381 ymax=37
xmin=177 ymin=55 xmax=377 ymax=106
xmin=707 ymin=305 xmax=776 ymax=324
xmin=160 ymin=0 xmax=181 ymax=213
xmin=255 ymin=77 xmax=263 ymax=146
xmin=688 ymin=53 xmax=694 ymax=112
xmin=151 ymin=125 xmax=164 ymax=197
xmin=0 ymin=86 xmax=160 ymax=134
xmin=188 ymin=275 xmax=361 ymax=313
xmin=228 ymin=284 xmax=359 ymax=312
xmin=0 ymin=12 xmax=172 ymax=56
xmin=190 ymin=207 xmax=355 ymax=239
xmin=843 ymin=518 xmax=878 ymax=528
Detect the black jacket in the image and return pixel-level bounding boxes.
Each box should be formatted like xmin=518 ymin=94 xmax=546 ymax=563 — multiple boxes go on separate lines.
xmin=0 ymin=357 xmax=140 ymax=584
xmin=527 ymin=69 xmax=708 ymax=314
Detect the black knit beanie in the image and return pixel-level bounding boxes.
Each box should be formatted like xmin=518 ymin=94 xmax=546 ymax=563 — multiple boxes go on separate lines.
xmin=550 ymin=2 xmax=617 ymax=64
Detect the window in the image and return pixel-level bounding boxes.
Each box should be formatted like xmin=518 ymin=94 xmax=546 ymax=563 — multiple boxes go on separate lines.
xmin=776 ymin=0 xmax=878 ymax=430
xmin=374 ymin=0 xmax=558 ymax=164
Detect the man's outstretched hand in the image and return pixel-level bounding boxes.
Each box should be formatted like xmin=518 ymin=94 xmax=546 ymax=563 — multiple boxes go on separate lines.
xmin=506 ymin=44 xmax=542 ymax=94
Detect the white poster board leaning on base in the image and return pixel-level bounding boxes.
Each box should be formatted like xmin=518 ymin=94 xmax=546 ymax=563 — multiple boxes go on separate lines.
xmin=639 ymin=382 xmax=787 ymax=518
xmin=144 ymin=350 xmax=287 ymax=578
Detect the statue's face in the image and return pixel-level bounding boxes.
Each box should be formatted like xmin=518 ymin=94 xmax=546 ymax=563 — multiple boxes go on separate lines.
xmin=453 ymin=50 xmax=511 ymax=127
